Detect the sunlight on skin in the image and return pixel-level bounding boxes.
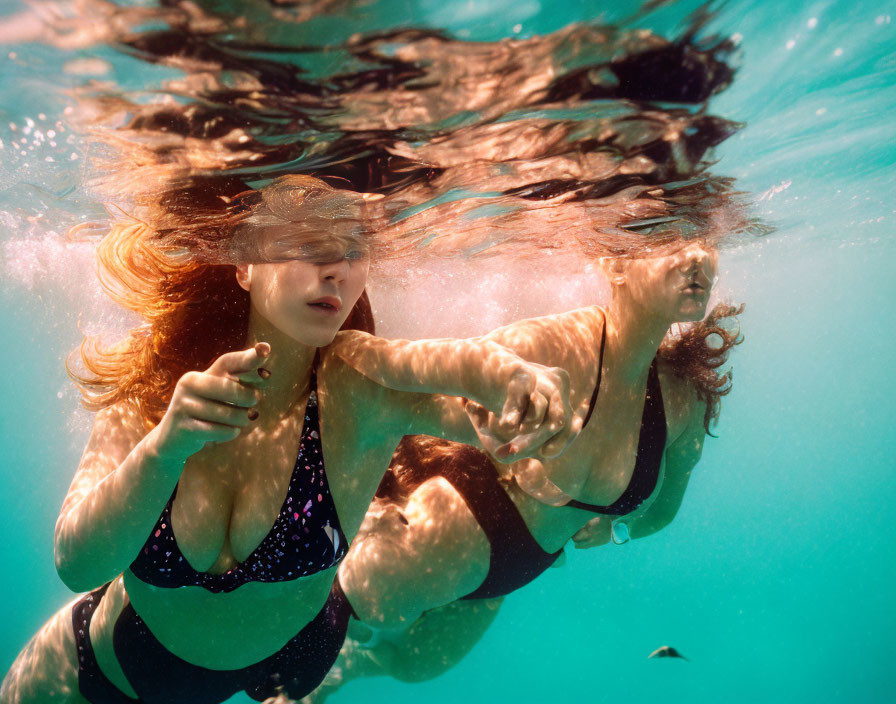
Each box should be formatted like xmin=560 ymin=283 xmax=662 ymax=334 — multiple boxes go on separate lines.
xmin=307 ymin=241 xmax=727 ymax=703
xmin=1 ymin=597 xmax=87 ymax=704
xmin=2 ymin=174 xmax=585 ymax=702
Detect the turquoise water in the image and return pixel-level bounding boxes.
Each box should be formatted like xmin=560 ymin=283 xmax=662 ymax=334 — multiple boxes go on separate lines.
xmin=1 ymin=1 xmax=894 ymax=702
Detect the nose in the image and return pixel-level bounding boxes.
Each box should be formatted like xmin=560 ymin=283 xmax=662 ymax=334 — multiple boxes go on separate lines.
xmin=681 ymin=242 xmax=712 ymax=270
xmin=318 ymin=257 xmax=350 ymax=283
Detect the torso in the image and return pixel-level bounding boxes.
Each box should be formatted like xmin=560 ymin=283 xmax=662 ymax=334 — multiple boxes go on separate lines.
xmin=342 ymin=306 xmax=699 ymax=625
xmin=89 ymin=348 xmax=405 ymax=689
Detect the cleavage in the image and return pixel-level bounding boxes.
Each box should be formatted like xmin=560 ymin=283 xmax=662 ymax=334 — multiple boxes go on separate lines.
xmin=170 ymin=413 xmax=304 ymax=573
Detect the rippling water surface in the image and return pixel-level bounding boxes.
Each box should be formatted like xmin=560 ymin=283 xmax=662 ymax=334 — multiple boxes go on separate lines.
xmin=0 ymin=1 xmax=893 ymax=702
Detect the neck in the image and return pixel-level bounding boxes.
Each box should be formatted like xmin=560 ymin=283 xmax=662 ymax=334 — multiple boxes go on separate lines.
xmin=604 ymin=293 xmax=671 ymax=385
xmin=244 ymin=305 xmax=316 ymax=413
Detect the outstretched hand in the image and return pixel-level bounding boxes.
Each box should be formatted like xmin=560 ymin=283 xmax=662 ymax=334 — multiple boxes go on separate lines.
xmin=464 ymin=361 xmax=580 ymax=463
xmin=152 ymin=342 xmax=271 ymax=463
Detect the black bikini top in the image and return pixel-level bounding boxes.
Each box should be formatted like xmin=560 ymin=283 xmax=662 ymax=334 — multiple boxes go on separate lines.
xmin=567 ymin=311 xmax=667 ymax=516
xmin=129 ymin=361 xmax=348 ymax=593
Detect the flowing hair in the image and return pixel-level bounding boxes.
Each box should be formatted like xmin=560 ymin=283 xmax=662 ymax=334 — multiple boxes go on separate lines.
xmin=69 ymin=175 xmax=375 ymax=425
xmin=659 ymin=302 xmax=744 ymax=434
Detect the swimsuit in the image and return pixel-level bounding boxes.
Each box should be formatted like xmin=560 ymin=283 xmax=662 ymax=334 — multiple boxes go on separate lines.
xmin=74 ymin=356 xmax=353 ymax=702
xmin=562 ymin=356 xmax=666 ymax=516
xmin=129 ymin=358 xmax=347 ymax=591
xmin=73 ymin=581 xmax=353 ymax=704
xmin=376 ymin=311 xmax=667 ymax=602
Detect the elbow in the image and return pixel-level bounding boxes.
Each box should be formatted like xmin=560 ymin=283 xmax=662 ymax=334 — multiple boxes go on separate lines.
xmin=54 ymin=547 xmax=84 ymax=593
xmin=54 ymin=526 xmax=81 ymax=592
xmin=54 ymin=518 xmax=95 ymax=593
xmin=55 ymin=557 xmax=85 ymax=593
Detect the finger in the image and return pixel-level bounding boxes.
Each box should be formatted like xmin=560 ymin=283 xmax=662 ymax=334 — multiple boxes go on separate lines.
xmin=207 ymin=342 xmax=271 ymax=377
xmin=182 ymin=374 xmax=259 ymax=408
xmin=233 ymin=368 xmax=271 ymax=388
xmin=518 ymin=391 xmax=548 ymax=436
xmin=497 ymin=372 xmax=535 ymax=436
xmin=464 ymin=400 xmax=492 ymax=436
xmin=538 ymin=393 xmax=580 ymax=459
xmin=185 ymin=418 xmax=243 ymax=445
xmin=498 ymin=422 xmax=564 ymax=461
xmin=465 ymin=401 xmax=504 ymax=455
xmin=182 ymin=397 xmax=253 ymax=428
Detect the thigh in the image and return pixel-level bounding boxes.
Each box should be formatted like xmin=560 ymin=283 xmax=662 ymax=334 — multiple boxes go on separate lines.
xmin=1 ymin=597 xmax=89 ymax=704
xmin=339 ymin=477 xmax=490 ymax=629
xmin=377 ymin=598 xmax=505 ymax=683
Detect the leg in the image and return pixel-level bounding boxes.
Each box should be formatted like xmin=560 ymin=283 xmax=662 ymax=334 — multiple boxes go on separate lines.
xmin=284 ymin=598 xmax=503 ymax=704
xmin=375 ymin=597 xmax=504 ymax=683
xmin=338 ymin=477 xmax=490 ymax=630
xmin=1 ymin=597 xmax=89 ymax=704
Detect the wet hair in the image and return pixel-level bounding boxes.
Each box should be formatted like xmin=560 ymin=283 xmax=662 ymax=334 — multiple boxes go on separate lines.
xmin=69 ymin=175 xmax=375 ymax=424
xmin=659 ymin=303 xmax=744 ymax=434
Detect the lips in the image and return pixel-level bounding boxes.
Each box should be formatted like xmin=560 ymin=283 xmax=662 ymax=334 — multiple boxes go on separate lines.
xmin=681 ymin=275 xmax=709 ymax=295
xmin=308 ymin=296 xmax=342 ymax=313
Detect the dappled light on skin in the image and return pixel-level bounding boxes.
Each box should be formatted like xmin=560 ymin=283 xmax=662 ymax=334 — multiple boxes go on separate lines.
xmin=1 ymin=600 xmax=86 ymax=703
xmin=1 ymin=2 xmax=756 ymax=702
xmin=339 ymin=477 xmax=491 ymax=629
xmin=311 ymin=242 xmax=744 ymax=703
xmin=2 ymin=161 xmax=588 ymax=698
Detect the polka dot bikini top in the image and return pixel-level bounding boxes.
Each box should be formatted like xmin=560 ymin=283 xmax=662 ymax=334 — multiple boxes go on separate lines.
xmin=129 ymin=361 xmax=348 ymax=593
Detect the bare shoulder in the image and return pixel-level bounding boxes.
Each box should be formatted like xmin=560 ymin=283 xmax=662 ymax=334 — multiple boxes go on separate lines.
xmin=657 ymin=360 xmax=706 ymax=444
xmin=317 ymin=344 xmax=385 ymax=398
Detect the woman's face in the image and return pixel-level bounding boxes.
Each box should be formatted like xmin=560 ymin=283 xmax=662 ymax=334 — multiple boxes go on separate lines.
xmin=615 ymin=240 xmax=718 ymax=322
xmin=238 ymin=243 xmax=370 ymax=347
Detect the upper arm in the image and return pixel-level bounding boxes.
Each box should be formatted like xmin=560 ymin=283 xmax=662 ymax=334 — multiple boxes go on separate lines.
xmin=57 ymin=403 xmax=146 ymax=530
xmin=320 ymin=352 xmax=478 ymax=461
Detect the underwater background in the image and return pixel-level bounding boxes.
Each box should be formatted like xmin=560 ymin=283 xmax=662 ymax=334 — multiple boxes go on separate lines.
xmin=1 ymin=0 xmax=894 ymax=702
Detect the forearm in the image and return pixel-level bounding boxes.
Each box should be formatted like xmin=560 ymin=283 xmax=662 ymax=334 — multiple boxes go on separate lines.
xmin=407 ymin=393 xmax=481 ymax=446
xmin=333 ymin=331 xmax=514 ymax=412
xmin=54 ymin=428 xmax=185 ymax=592
xmin=626 ymin=465 xmax=693 ymax=541
xmin=627 ymin=509 xmax=677 ymax=540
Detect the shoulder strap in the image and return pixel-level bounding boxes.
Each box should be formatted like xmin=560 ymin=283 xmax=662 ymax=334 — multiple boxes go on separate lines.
xmin=581 ymin=308 xmax=608 ymax=430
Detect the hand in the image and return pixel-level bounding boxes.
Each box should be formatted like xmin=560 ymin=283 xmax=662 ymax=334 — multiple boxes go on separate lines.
xmin=464 ymin=361 xmax=580 ymax=463
xmin=571 ymin=517 xmax=612 ymax=550
xmin=152 ymin=342 xmax=271 ymax=463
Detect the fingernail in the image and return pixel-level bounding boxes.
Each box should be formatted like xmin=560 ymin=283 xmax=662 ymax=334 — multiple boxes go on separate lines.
xmin=255 ymin=342 xmax=270 ymax=357
xmin=247 ymin=408 xmax=259 ymax=421
xmin=258 ymin=368 xmax=271 ymax=379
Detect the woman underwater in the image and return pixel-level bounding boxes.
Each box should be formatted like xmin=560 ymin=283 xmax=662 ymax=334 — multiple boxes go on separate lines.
xmin=0 ymin=175 xmax=578 ymax=704
xmin=291 ymin=235 xmax=742 ymax=700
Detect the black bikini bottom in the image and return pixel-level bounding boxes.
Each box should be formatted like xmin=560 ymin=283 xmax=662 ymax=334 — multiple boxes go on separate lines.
xmin=73 ymin=580 xmax=352 ymax=704
xmin=379 ymin=436 xmax=561 ymax=602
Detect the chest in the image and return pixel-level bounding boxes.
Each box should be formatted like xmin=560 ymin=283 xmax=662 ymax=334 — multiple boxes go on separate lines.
xmin=170 ymin=409 xmax=310 ymax=573
xmin=561 ymin=377 xmax=653 ymax=498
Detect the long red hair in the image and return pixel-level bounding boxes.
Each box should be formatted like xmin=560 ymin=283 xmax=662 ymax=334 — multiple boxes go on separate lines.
xmin=69 ymin=176 xmax=375 ymax=424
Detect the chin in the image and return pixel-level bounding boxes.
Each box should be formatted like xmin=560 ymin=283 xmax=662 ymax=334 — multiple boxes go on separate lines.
xmin=676 ymin=302 xmax=709 ymax=323
xmin=305 ymin=327 xmax=342 ymax=347
xmin=286 ymin=319 xmax=344 ymax=348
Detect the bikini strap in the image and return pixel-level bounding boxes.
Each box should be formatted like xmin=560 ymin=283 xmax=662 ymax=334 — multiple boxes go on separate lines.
xmin=581 ymin=308 xmax=608 ymax=430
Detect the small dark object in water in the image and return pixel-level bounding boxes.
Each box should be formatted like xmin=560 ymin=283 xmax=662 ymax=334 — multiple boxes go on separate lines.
xmin=648 ymin=645 xmax=689 ymax=662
